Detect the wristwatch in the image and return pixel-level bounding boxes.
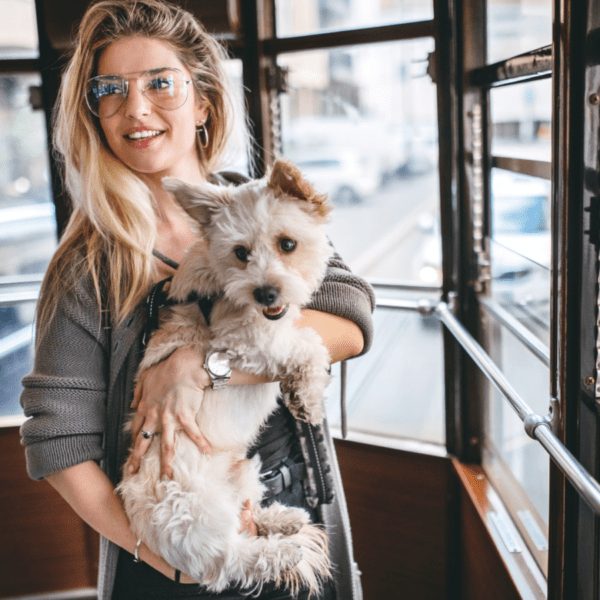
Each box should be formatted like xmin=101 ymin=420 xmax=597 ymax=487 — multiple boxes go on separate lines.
xmin=204 ymin=351 xmax=232 ymax=390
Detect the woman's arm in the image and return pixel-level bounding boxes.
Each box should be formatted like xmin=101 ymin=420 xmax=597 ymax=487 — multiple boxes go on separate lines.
xmin=127 ymin=309 xmax=361 ymax=476
xmin=45 ymin=461 xmax=195 ymax=582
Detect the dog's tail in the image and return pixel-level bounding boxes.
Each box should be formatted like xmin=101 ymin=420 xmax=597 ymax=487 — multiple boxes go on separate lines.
xmin=283 ymin=524 xmax=332 ymax=598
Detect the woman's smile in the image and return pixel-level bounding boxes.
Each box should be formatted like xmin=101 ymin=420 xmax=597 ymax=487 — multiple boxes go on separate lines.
xmin=125 ymin=126 xmax=166 ymax=149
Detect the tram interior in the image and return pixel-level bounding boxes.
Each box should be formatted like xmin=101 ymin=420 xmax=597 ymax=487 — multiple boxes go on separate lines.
xmin=1 ymin=1 xmax=598 ymax=599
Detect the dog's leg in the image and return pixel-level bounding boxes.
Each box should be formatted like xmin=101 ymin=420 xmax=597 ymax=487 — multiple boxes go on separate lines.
xmin=279 ymin=329 xmax=332 ymax=424
xmin=230 ymin=522 xmax=331 ymax=597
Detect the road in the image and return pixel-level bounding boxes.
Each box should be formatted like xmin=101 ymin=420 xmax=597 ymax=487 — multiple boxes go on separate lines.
xmin=326 ymin=170 xmax=439 ymax=278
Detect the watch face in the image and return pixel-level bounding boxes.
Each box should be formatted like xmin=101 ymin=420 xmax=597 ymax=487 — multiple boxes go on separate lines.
xmin=207 ymin=352 xmax=231 ymax=377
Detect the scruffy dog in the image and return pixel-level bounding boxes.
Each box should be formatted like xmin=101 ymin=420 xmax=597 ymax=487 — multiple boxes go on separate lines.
xmin=117 ymin=159 xmax=333 ymax=596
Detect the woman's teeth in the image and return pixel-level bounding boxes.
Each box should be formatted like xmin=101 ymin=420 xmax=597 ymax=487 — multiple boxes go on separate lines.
xmin=126 ymin=130 xmax=162 ymax=140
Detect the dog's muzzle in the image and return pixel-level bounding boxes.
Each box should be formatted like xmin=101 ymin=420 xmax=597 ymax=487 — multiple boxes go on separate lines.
xmin=253 ymin=286 xmax=288 ymax=320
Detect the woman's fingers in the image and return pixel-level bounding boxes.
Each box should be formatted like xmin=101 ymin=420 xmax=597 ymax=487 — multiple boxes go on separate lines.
xmin=131 ymin=372 xmax=146 ymax=409
xmin=180 ymin=413 xmax=212 ymax=458
xmin=160 ymin=420 xmax=177 ymax=478
xmin=126 ymin=412 xmax=159 ymax=474
xmin=238 ymin=499 xmax=258 ymax=536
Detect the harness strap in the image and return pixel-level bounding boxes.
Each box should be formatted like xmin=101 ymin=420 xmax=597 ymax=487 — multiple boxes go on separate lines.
xmin=143 ymin=278 xmax=217 ymax=346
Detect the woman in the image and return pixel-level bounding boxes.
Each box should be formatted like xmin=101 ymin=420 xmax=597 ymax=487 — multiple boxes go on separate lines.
xmin=20 ymin=1 xmax=375 ymax=599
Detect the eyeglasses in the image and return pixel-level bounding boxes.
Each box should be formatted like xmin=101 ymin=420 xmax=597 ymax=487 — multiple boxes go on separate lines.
xmin=85 ymin=68 xmax=192 ymax=118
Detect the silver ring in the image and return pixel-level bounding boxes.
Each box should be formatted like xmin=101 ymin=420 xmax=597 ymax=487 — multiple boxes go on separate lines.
xmin=141 ymin=429 xmax=154 ymax=440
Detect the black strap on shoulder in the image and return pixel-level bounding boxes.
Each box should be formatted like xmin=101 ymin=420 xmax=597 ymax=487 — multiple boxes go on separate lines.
xmin=143 ymin=281 xmax=217 ymax=346
xmin=143 ymin=277 xmax=173 ymax=346
xmin=208 ymin=170 xmax=251 ymax=187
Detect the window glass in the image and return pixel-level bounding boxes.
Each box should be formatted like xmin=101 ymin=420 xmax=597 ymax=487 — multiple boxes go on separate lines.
xmin=0 ymin=72 xmax=55 ymax=419
xmin=489 ymin=169 xmax=551 ymax=344
xmin=484 ymin=318 xmax=550 ymax=574
xmin=279 ymin=39 xmax=444 ymax=445
xmin=491 ymin=78 xmax=552 ymax=163
xmin=487 ymin=0 xmax=552 ymax=64
xmin=275 ymin=0 xmax=433 ymax=38
xmin=0 ymin=0 xmax=39 ymax=59
xmin=326 ymin=297 xmax=445 ymax=445
xmin=0 ymin=301 xmax=35 ymax=418
xmin=279 ymin=38 xmax=439 ymax=282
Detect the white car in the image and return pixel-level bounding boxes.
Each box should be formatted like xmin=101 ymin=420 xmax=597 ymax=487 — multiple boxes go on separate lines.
xmin=416 ymin=170 xmax=551 ymax=302
xmin=291 ymin=150 xmax=380 ymax=204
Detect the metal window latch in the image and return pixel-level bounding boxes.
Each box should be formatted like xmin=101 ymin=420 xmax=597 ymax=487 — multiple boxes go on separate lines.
xmin=584 ymin=196 xmax=600 ymax=246
xmin=268 ymin=65 xmax=289 ymax=95
xmin=28 ymin=85 xmax=43 ymax=111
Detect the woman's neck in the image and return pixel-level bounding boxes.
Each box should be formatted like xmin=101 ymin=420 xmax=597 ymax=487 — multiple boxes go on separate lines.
xmin=139 ymin=169 xmax=205 ymax=281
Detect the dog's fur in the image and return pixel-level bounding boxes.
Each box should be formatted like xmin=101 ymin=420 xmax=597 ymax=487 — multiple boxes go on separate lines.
xmin=117 ymin=159 xmax=334 ymax=596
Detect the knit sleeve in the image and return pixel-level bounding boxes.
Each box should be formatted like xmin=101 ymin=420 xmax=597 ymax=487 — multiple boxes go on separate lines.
xmin=305 ymin=248 xmax=376 ymax=357
xmin=20 ymin=278 xmax=109 ymax=481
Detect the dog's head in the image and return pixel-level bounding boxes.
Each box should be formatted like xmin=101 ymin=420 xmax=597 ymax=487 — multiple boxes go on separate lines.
xmin=163 ymin=158 xmax=333 ymax=318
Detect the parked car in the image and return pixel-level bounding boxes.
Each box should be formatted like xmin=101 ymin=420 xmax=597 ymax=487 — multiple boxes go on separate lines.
xmin=285 ymin=115 xmax=411 ymax=181
xmin=292 ymin=150 xmax=380 ymax=204
xmin=415 ymin=170 xmax=551 ymax=303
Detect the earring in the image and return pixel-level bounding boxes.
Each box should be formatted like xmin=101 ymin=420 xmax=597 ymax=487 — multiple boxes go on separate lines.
xmin=196 ymin=121 xmax=210 ymax=148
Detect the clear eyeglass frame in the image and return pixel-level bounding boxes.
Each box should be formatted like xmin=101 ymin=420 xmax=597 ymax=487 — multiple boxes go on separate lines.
xmin=85 ymin=67 xmax=192 ymax=119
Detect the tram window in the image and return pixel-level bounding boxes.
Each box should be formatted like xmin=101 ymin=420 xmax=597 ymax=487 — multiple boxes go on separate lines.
xmin=0 ymin=0 xmax=39 ymax=59
xmin=491 ymin=78 xmax=552 ymax=162
xmin=489 ymin=169 xmax=551 ymax=343
xmin=487 ymin=0 xmax=552 ymax=64
xmin=274 ymin=0 xmax=433 ymax=38
xmin=485 ymin=319 xmax=551 ymax=573
xmin=278 ymin=38 xmax=445 ymax=445
xmin=279 ymin=39 xmax=439 ymax=279
xmin=0 ymin=1 xmax=56 ymax=420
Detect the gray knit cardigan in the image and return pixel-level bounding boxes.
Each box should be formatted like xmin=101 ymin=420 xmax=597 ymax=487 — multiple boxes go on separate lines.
xmin=20 ymin=243 xmax=374 ymax=599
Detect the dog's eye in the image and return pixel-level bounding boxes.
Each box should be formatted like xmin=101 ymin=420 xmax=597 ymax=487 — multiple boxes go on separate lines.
xmin=234 ymin=246 xmax=249 ymax=262
xmin=279 ymin=238 xmax=297 ymax=253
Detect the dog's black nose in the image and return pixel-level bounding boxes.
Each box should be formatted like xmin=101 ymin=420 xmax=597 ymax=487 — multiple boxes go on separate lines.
xmin=253 ymin=285 xmax=280 ymax=306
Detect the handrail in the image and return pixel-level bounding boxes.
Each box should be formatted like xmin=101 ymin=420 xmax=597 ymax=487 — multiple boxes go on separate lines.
xmin=436 ymin=301 xmax=600 ymax=516
xmin=374 ymin=295 xmax=600 ymax=515
xmin=0 ymin=290 xmax=40 ymax=307
xmin=479 ymin=297 xmax=550 ymax=367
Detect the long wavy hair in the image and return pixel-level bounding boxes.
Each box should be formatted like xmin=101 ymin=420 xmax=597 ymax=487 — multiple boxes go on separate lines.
xmin=37 ymin=0 xmax=248 ymax=343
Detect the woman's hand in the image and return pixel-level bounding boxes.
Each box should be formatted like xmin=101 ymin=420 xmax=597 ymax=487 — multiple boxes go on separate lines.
xmin=126 ymin=346 xmax=212 ymax=478
xmin=238 ymin=499 xmax=258 ymax=536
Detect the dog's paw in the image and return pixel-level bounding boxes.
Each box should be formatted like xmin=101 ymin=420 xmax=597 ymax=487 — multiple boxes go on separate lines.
xmin=255 ymin=504 xmax=311 ymax=536
xmin=286 ymin=392 xmax=325 ymax=424
xmin=282 ymin=382 xmax=326 ymax=424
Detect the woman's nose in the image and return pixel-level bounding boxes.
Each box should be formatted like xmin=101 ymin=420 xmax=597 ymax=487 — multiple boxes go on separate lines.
xmin=122 ymin=82 xmax=152 ymax=118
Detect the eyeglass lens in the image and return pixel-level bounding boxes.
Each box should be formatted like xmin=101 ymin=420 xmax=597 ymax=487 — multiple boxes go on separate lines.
xmin=86 ymin=68 xmax=189 ymax=118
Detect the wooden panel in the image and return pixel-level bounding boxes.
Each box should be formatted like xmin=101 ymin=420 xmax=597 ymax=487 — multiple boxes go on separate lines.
xmin=0 ymin=427 xmax=98 ymax=598
xmin=334 ymin=439 xmax=451 ymax=600
xmin=454 ymin=461 xmax=526 ymax=600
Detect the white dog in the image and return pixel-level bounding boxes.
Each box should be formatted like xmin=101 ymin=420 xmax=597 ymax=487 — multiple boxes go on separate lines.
xmin=117 ymin=159 xmax=333 ymax=596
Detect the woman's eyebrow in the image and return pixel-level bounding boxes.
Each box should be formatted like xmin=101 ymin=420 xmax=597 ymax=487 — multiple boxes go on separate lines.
xmin=96 ymin=67 xmax=175 ymax=78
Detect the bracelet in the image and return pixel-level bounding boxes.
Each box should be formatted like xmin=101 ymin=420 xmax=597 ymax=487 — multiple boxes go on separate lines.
xmin=133 ymin=538 xmax=142 ymax=563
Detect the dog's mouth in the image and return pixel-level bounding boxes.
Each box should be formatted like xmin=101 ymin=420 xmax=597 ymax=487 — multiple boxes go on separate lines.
xmin=262 ymin=305 xmax=288 ymax=320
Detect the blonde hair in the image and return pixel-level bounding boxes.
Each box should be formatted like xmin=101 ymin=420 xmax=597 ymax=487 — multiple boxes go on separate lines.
xmin=38 ymin=0 xmax=248 ymax=342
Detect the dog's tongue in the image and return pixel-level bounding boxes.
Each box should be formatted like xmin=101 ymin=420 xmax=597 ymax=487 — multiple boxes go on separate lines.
xmin=263 ymin=306 xmax=284 ymax=316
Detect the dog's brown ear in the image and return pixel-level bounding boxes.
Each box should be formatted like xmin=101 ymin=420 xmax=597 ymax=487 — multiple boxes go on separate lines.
xmin=162 ymin=176 xmax=233 ymax=228
xmin=267 ymin=158 xmax=332 ymax=218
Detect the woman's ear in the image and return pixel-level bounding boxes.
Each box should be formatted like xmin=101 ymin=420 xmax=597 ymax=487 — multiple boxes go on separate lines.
xmin=194 ymin=99 xmax=210 ymax=126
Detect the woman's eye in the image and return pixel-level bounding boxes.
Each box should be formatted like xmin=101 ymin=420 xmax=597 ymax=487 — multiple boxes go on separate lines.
xmin=279 ymin=238 xmax=297 ymax=253
xmin=234 ymin=246 xmax=249 ymax=262
xmin=149 ymin=77 xmax=173 ymax=91
xmin=97 ymin=82 xmax=123 ymax=98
